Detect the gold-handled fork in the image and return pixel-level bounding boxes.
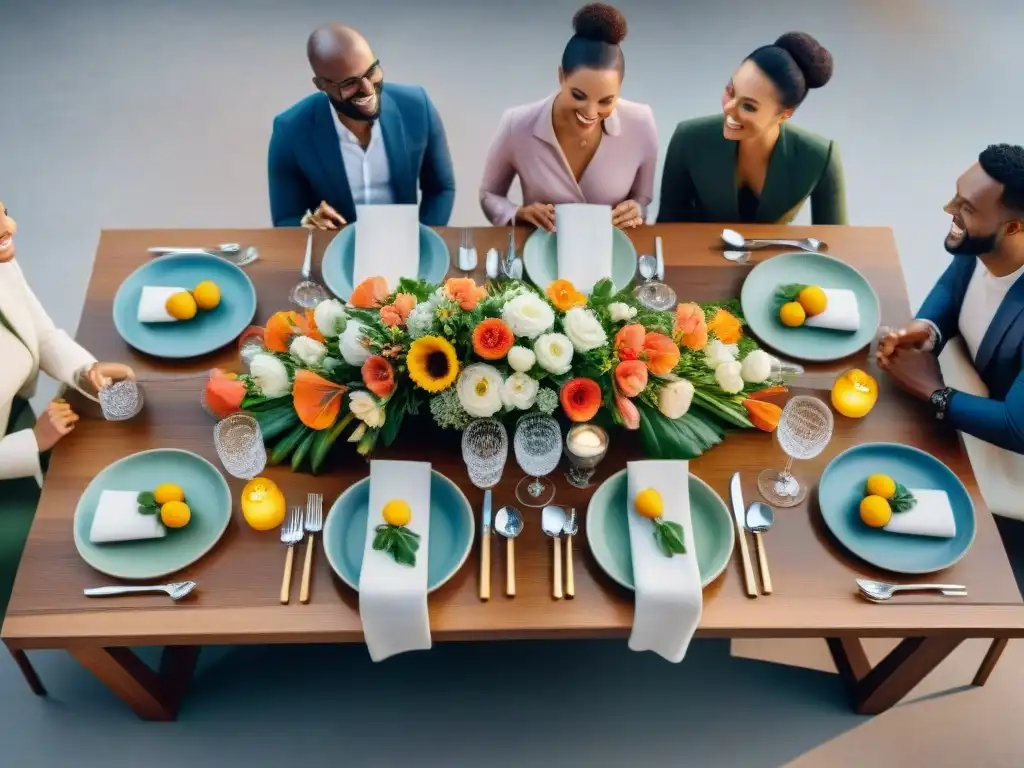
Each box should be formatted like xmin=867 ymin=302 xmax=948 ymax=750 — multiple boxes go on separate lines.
xmin=299 ymin=494 xmax=323 ymax=604
xmin=280 ymin=506 xmax=305 ymax=604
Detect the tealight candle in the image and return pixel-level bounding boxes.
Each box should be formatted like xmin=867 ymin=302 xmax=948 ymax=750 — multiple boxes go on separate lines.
xmin=831 ymin=368 xmax=879 ymax=419
xmin=565 ymin=424 xmax=609 ymax=488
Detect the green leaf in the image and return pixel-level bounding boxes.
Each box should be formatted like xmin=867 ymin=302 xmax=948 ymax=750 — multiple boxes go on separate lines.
xmin=372 ymin=529 xmax=391 ymax=551
xmin=653 ymin=518 xmax=687 ymax=556
xmin=391 ymin=539 xmax=417 ymax=567
xmin=653 ymin=530 xmax=673 ymax=558
xmin=692 ymin=391 xmax=753 ymax=428
xmin=380 ymin=390 xmax=407 ymax=448
xmin=137 ymin=491 xmax=155 ymax=506
xmin=638 ymin=401 xmax=725 ymax=460
xmin=891 ymin=484 xmax=917 ymax=514
xmin=773 ymin=283 xmax=808 ymax=310
xmin=310 ymin=413 xmax=353 ymax=475
xmin=138 ymin=504 xmax=159 ymax=515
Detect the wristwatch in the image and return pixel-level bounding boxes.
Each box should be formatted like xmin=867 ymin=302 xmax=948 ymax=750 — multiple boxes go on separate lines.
xmin=929 ymin=387 xmax=954 ymax=420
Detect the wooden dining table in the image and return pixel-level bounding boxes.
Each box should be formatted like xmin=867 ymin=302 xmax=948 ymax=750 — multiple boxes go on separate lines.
xmin=4 ymin=223 xmax=1023 ymax=721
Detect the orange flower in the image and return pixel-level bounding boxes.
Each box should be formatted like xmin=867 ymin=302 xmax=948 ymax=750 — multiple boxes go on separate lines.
xmin=680 ymin=324 xmax=709 ymax=351
xmin=614 ymin=324 xmax=646 ymax=360
xmin=673 ymin=303 xmax=709 ymax=351
xmin=615 ymin=392 xmax=640 ymax=430
xmin=546 ymin=279 xmax=587 ymax=311
xmin=203 ymin=369 xmax=246 ymax=418
xmin=443 ymin=277 xmax=488 ymax=310
xmin=560 ymin=378 xmax=602 ymax=422
xmin=743 ymin=399 xmax=783 ymax=432
xmin=361 ymin=356 xmax=395 ymax=398
xmin=292 ymin=369 xmax=348 ymax=430
xmin=350 ymin=276 xmax=389 ymax=309
xmin=642 ymin=332 xmax=681 ymax=375
xmin=707 ymin=308 xmax=743 ymax=344
xmin=472 ymin=318 xmax=515 ymax=360
xmin=380 ymin=292 xmax=418 ymax=328
xmin=614 ymin=360 xmax=648 ymax=398
xmin=264 ymin=311 xmax=307 ymax=353
xmin=746 ymin=385 xmax=788 ymax=402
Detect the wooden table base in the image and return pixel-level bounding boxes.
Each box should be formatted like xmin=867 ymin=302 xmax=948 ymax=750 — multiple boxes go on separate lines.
xmin=7 ymin=647 xmax=46 ymax=697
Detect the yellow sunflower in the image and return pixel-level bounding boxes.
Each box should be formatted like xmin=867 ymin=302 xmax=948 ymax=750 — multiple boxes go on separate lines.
xmin=407 ymin=336 xmax=459 ymax=393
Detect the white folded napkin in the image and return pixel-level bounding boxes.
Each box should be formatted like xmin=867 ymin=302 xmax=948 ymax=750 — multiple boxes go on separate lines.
xmin=555 ymin=203 xmax=613 ymax=293
xmin=353 ymin=204 xmax=420 ymax=292
xmin=626 ymin=460 xmax=702 ymax=662
xmin=803 ymin=288 xmax=860 ymax=332
xmin=884 ymin=489 xmax=957 ymax=538
xmin=89 ymin=490 xmax=167 ymax=544
xmin=358 ymin=460 xmax=432 ymax=662
xmin=137 ymin=286 xmax=188 ymax=323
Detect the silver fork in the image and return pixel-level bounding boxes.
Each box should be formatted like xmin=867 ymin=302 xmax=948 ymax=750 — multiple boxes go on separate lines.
xmin=280 ymin=506 xmax=305 ymax=604
xmin=299 ymin=494 xmax=324 ymax=604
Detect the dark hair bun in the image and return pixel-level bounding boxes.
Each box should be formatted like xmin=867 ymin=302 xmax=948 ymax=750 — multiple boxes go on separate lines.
xmin=774 ymin=32 xmax=832 ymax=88
xmin=573 ymin=3 xmax=628 ymax=45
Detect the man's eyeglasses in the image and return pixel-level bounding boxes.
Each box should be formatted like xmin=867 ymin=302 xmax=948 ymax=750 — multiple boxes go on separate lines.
xmin=319 ymin=60 xmax=382 ymax=98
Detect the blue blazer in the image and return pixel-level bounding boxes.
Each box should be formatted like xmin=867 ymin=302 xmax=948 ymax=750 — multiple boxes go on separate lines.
xmin=268 ymin=85 xmax=455 ymax=227
xmin=917 ymin=255 xmax=1024 ymax=453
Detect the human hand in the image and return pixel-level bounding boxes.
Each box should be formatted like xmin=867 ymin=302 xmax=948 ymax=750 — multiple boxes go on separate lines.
xmin=85 ymin=362 xmax=135 ymax=392
xmin=516 ymin=202 xmax=556 ymax=232
xmin=882 ymin=348 xmax=945 ymax=402
xmin=300 ymin=201 xmax=346 ymax=231
xmin=876 ymin=320 xmax=936 ymax=367
xmin=612 ymin=199 xmax=644 ymax=229
xmin=33 ymin=400 xmax=79 ymax=452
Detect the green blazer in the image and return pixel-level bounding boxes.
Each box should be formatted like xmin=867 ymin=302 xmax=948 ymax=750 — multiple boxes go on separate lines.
xmin=657 ymin=115 xmax=847 ymax=225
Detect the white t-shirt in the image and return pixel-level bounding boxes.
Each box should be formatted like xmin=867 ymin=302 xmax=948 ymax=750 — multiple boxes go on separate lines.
xmin=330 ymin=108 xmax=395 ymax=207
xmin=958 ymin=261 xmax=1024 ymax=360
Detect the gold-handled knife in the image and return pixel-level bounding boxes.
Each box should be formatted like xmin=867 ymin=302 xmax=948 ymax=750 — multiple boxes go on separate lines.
xmin=480 ymin=490 xmax=492 ymax=601
xmin=729 ymin=473 xmax=758 ymax=598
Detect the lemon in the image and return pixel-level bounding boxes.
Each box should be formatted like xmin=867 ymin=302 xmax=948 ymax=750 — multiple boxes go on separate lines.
xmin=797 ymin=285 xmax=828 ymax=316
xmin=382 ymin=499 xmax=412 ymax=527
xmin=153 ymin=483 xmax=185 ymax=505
xmin=192 ymin=280 xmax=221 ymax=311
xmin=634 ymin=488 xmax=664 ymax=519
xmin=160 ymin=500 xmax=191 ymax=528
xmin=779 ymin=301 xmax=806 ymax=327
xmin=859 ymin=495 xmax=892 ymax=528
xmin=865 ymin=474 xmax=897 ymax=500
xmin=240 ymin=477 xmax=286 ymax=531
xmin=165 ymin=291 xmax=198 ymax=320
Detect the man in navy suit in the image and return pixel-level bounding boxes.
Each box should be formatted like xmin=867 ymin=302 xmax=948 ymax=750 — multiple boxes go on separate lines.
xmin=268 ymin=23 xmax=455 ymax=229
xmin=878 ymin=144 xmax=1024 ymax=454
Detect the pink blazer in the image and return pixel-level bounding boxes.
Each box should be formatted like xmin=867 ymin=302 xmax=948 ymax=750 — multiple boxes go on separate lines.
xmin=479 ymin=94 xmax=659 ymax=225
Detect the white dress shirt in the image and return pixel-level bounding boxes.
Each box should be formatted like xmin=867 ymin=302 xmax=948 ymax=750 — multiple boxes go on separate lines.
xmin=958 ymin=261 xmax=1024 ymax=360
xmin=330 ymin=108 xmax=395 ymax=206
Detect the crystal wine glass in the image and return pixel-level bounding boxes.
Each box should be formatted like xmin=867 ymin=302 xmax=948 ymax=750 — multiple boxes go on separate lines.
xmin=214 ymin=414 xmax=267 ymax=480
xmin=564 ymin=423 xmax=609 ymax=488
xmin=513 ymin=414 xmax=563 ymax=507
xmin=757 ymin=396 xmax=834 ymax=507
xmin=461 ymin=419 xmax=508 ymax=489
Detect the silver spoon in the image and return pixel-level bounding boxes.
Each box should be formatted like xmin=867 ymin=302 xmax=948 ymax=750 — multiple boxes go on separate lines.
xmin=149 ymin=244 xmax=259 ymax=267
xmin=723 ymin=250 xmax=751 ymax=265
xmin=562 ymin=508 xmax=578 ymax=598
xmin=541 ymin=505 xmax=567 ymax=600
xmin=290 ymin=229 xmax=330 ymax=308
xmin=494 ymin=506 xmax=524 ymax=597
xmin=637 ymin=254 xmax=657 ymax=281
xmin=745 ymin=502 xmax=774 ymax=595
xmin=83 ymin=581 xmax=197 ymax=601
xmin=856 ymin=579 xmax=967 ymax=602
xmin=721 ymin=229 xmax=826 ymax=253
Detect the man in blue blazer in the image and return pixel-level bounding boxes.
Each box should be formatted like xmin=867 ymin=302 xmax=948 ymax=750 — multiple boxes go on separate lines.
xmin=268 ymin=23 xmax=455 ymax=229
xmin=878 ymin=144 xmax=1024 ymax=454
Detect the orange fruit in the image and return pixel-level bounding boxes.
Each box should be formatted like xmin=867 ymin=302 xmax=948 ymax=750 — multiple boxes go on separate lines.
xmin=165 ymin=291 xmax=197 ymax=320
xmin=634 ymin=489 xmax=664 ymax=519
xmin=153 ymin=483 xmax=185 ymax=505
xmin=382 ymin=500 xmax=412 ymax=527
xmin=160 ymin=500 xmax=191 ymax=528
xmin=192 ymin=280 xmax=221 ymax=310
xmin=797 ymin=285 xmax=828 ymax=316
xmin=779 ymin=302 xmax=806 ymax=327
xmin=859 ymin=495 xmax=892 ymax=528
xmin=866 ymin=474 xmax=897 ymax=499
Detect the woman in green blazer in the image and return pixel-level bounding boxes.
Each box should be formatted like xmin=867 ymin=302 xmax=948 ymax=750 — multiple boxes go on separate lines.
xmin=658 ymin=32 xmax=847 ymax=225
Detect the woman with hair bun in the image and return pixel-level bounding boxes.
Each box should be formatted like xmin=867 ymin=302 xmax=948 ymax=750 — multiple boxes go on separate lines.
xmin=658 ymin=32 xmax=848 ymax=225
xmin=479 ymin=3 xmax=658 ymax=231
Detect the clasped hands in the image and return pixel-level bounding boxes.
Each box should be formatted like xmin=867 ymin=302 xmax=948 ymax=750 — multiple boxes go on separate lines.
xmin=516 ymin=199 xmax=644 ymax=232
xmin=875 ymin=320 xmax=945 ymax=403
xmin=35 ymin=362 xmax=135 ymax=453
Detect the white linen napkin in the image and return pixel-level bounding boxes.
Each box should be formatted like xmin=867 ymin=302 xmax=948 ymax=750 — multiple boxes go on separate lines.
xmin=353 ymin=204 xmax=420 ymax=292
xmin=803 ymin=289 xmax=860 ymax=332
xmin=626 ymin=460 xmax=702 ymax=662
xmin=555 ymin=204 xmax=613 ymax=293
xmin=883 ymin=489 xmax=957 ymax=538
xmin=137 ymin=286 xmax=187 ymax=323
xmin=89 ymin=490 xmax=167 ymax=543
xmin=358 ymin=460 xmax=432 ymax=662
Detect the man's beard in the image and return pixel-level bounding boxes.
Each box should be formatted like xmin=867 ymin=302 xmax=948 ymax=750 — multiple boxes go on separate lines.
xmin=945 ymin=228 xmax=998 ymax=256
xmin=330 ymin=81 xmax=383 ymax=123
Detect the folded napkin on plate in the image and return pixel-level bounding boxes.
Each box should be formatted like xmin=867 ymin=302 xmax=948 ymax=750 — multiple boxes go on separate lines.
xmin=137 ymin=286 xmax=188 ymax=323
xmin=803 ymin=288 xmax=860 ymax=332
xmin=89 ymin=490 xmax=167 ymax=543
xmin=353 ymin=204 xmax=420 ymax=292
xmin=555 ymin=204 xmax=612 ymax=293
xmin=883 ymin=489 xmax=956 ymax=538
xmin=358 ymin=460 xmax=432 ymax=662
xmin=626 ymin=460 xmax=702 ymax=663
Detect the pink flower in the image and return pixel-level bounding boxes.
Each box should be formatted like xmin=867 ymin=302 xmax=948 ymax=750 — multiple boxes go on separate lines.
xmin=614 ymin=360 xmax=648 ymax=398
xmin=615 ymin=392 xmax=640 ymax=430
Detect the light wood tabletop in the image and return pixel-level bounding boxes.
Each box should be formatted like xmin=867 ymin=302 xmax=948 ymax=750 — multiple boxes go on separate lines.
xmin=4 ymin=223 xmax=1023 ymax=720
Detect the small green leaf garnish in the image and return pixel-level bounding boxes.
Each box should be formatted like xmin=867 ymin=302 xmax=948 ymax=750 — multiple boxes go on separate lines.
xmin=890 ymin=484 xmax=917 ymax=514
xmin=136 ymin=491 xmax=161 ymax=516
xmin=773 ymin=284 xmax=809 ymax=310
xmin=651 ymin=518 xmax=687 ymax=558
xmin=372 ymin=524 xmax=422 ymax=567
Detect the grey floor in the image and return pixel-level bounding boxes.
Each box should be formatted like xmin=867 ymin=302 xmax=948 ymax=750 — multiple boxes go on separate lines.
xmin=2 ymin=0 xmax=1023 ymax=765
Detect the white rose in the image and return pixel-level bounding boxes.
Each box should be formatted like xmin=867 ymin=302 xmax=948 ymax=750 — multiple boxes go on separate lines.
xmin=456 ymin=363 xmax=504 ymax=418
xmin=562 ymin=307 xmax=608 ymax=352
xmin=507 ymin=346 xmax=536 ymax=373
xmin=658 ymin=379 xmax=695 ymax=419
xmin=501 ymin=372 xmax=539 ymax=410
xmin=501 ymin=293 xmax=555 ymax=339
xmin=406 ymin=299 xmax=436 ymax=339
xmin=740 ymin=349 xmax=774 ymax=384
xmin=289 ymin=335 xmax=328 ymax=367
xmin=534 ymin=333 xmax=574 ymax=375
xmin=339 ymin=320 xmax=371 ymax=366
xmin=249 ymin=354 xmax=291 ymax=397
xmin=312 ymin=299 xmax=348 ymax=338
xmin=608 ymin=302 xmax=637 ymax=323
xmin=348 ymin=391 xmax=386 ymax=428
xmin=705 ymin=339 xmax=739 ymax=370
xmin=715 ymin=360 xmax=745 ymax=394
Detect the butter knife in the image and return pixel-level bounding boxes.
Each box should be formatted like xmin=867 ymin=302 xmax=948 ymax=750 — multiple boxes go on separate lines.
xmin=729 ymin=473 xmax=758 ymax=598
xmin=655 ymin=236 xmax=665 ymax=280
xmin=480 ymin=489 xmax=492 ymax=601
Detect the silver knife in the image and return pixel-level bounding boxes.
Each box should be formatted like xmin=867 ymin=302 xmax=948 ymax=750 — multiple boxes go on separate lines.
xmin=655 ymin=236 xmax=665 ymax=280
xmin=480 ymin=489 xmax=492 ymax=601
xmin=729 ymin=473 xmax=758 ymax=598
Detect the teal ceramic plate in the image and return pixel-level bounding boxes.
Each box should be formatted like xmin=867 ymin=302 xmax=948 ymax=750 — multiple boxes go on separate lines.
xmin=73 ymin=449 xmax=232 ymax=580
xmin=739 ymin=252 xmax=881 ymax=362
xmin=322 ymin=470 xmax=474 ymax=593
xmin=112 ymin=252 xmax=257 ymax=359
xmin=321 ymin=224 xmax=450 ymax=301
xmin=818 ymin=442 xmax=976 ymax=574
xmin=523 ymin=228 xmax=637 ymax=293
xmin=586 ymin=469 xmax=735 ymax=589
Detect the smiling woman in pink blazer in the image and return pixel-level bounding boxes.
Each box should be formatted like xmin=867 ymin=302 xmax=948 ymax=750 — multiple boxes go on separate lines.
xmin=479 ymin=4 xmax=658 ymax=232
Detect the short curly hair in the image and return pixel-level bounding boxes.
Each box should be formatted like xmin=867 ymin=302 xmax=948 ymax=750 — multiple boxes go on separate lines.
xmin=980 ymin=144 xmax=1024 ymax=213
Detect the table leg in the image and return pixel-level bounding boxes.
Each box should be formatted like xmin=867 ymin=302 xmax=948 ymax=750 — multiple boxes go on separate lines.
xmin=972 ymin=638 xmax=1009 ymax=687
xmin=7 ymin=647 xmax=46 ymax=696
xmin=69 ymin=645 xmax=199 ymax=721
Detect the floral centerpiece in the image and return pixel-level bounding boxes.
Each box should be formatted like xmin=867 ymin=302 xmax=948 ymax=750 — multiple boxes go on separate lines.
xmin=204 ymin=276 xmax=789 ymax=474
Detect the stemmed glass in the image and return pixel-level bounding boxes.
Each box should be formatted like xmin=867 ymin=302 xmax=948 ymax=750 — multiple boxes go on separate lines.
xmin=461 ymin=418 xmax=508 ymax=489
xmin=757 ymin=396 xmax=834 ymax=507
xmin=513 ymin=414 xmax=563 ymax=507
xmin=214 ymin=414 xmax=267 ymax=480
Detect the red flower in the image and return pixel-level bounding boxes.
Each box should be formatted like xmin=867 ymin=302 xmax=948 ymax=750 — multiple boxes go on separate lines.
xmin=472 ymin=318 xmax=515 ymax=361
xmin=203 ymin=369 xmax=246 ymax=419
xmin=560 ymin=378 xmax=602 ymax=422
xmin=361 ymin=356 xmax=396 ymax=398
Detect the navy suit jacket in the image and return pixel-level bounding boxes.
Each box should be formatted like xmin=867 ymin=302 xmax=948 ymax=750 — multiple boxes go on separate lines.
xmin=268 ymin=85 xmax=455 ymax=227
xmin=917 ymin=255 xmax=1024 ymax=453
